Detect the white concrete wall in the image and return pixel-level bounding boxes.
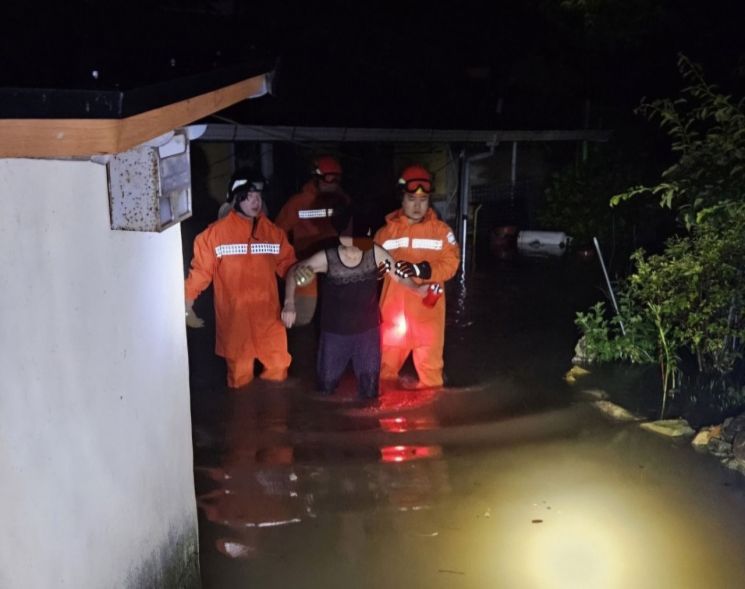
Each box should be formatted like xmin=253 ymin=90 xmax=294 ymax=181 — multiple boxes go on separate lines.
xmin=0 ymin=159 xmax=199 ymax=588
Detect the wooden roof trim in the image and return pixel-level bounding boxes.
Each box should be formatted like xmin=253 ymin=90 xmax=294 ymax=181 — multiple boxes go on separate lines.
xmin=0 ymin=74 xmax=267 ymax=158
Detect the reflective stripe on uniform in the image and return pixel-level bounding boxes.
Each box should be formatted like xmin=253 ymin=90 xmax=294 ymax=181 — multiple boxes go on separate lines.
xmin=412 ymin=238 xmax=443 ymax=250
xmin=215 ymin=244 xmax=248 ymax=257
xmin=382 ymin=237 xmax=409 ymax=250
xmin=298 ymin=208 xmax=334 ymax=219
xmin=250 ymin=243 xmax=280 ymax=255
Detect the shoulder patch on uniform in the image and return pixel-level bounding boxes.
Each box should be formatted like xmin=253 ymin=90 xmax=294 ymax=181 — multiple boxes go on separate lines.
xmin=447 ymin=231 xmax=457 ymax=245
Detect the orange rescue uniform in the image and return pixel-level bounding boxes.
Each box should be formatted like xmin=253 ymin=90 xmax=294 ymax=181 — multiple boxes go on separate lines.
xmin=275 ymin=180 xmax=350 ymax=298
xmin=185 ymin=210 xmax=296 ymax=387
xmin=375 ymin=208 xmax=460 ymax=388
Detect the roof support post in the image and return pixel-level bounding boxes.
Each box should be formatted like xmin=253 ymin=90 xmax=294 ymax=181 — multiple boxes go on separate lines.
xmin=458 ymin=145 xmax=496 ymax=279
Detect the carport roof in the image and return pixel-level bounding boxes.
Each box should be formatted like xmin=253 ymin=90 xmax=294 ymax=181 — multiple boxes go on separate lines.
xmin=198 ymin=123 xmax=611 ymax=144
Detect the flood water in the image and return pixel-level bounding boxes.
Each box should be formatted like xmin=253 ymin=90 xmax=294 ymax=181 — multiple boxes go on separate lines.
xmin=189 ymin=253 xmax=745 ymax=588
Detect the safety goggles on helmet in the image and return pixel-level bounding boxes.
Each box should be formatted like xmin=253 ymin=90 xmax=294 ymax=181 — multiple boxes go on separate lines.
xmin=399 ymin=177 xmax=433 ymax=195
xmin=315 ymin=171 xmax=342 ymax=184
xmin=232 ymin=179 xmax=265 ymax=194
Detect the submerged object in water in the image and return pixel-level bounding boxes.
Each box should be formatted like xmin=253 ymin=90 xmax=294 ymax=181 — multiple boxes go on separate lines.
xmin=517 ymin=230 xmax=571 ymax=256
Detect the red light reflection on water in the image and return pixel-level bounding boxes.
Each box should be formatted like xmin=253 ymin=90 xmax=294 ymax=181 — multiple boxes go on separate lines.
xmin=379 ymin=445 xmax=443 ymax=463
xmin=379 ymin=415 xmax=438 ymax=432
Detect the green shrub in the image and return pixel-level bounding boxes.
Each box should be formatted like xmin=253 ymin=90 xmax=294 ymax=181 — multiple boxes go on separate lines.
xmin=577 ymin=56 xmax=745 ymax=417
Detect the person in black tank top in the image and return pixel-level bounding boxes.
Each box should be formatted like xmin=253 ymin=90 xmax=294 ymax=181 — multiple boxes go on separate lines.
xmin=281 ymin=197 xmax=425 ymax=398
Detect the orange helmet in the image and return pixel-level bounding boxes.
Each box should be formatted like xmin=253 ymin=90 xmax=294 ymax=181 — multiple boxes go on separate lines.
xmin=398 ymin=164 xmax=433 ymax=195
xmin=313 ymin=155 xmax=342 ymax=180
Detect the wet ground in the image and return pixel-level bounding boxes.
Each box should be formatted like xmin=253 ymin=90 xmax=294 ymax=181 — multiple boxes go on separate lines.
xmin=188 ymin=253 xmax=745 ymax=588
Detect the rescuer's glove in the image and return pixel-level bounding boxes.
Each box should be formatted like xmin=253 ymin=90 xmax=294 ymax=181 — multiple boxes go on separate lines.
xmin=185 ymin=299 xmax=205 ymax=329
xmin=294 ymin=265 xmax=316 ymax=287
xmin=394 ymin=260 xmax=432 ymax=279
xmin=377 ymin=259 xmax=391 ymax=280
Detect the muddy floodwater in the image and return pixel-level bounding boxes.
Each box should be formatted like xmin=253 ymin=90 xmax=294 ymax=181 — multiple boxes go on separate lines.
xmin=188 ymin=255 xmax=745 ymax=588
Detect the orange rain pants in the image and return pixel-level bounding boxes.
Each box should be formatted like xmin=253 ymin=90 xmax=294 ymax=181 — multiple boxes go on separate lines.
xmin=185 ymin=211 xmax=296 ymax=388
xmin=374 ymin=208 xmax=460 ymax=388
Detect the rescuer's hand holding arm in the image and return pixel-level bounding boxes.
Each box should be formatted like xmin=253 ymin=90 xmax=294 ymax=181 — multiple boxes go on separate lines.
xmin=394 ymin=260 xmax=432 ymax=279
xmin=377 ymin=258 xmax=392 ymax=280
xmin=282 ymin=252 xmax=329 ymax=328
xmin=374 ymin=246 xmax=426 ymax=296
xmin=185 ymin=299 xmax=205 ymax=328
xmin=294 ymin=265 xmax=316 ymax=287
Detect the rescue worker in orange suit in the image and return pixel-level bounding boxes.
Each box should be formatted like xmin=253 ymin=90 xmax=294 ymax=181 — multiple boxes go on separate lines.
xmin=375 ymin=164 xmax=460 ymax=389
xmin=185 ymin=167 xmax=297 ymax=388
xmin=274 ymin=155 xmax=350 ymax=326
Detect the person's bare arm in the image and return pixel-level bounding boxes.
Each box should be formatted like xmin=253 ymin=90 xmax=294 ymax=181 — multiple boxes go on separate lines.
xmin=281 ymin=250 xmax=329 ymax=327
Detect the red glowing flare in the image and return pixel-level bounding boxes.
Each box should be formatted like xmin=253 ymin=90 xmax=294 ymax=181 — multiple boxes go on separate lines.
xmin=394 ymin=314 xmax=407 ymax=337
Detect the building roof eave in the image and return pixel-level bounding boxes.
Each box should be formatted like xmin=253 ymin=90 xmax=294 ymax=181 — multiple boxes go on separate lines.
xmin=0 ymin=73 xmax=271 ymax=158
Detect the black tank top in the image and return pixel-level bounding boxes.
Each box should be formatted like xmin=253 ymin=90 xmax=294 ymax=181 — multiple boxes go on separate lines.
xmin=320 ymin=246 xmax=380 ymax=335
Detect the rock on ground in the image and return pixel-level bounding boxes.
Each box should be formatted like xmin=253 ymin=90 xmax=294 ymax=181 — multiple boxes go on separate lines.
xmin=692 ymin=425 xmax=722 ymax=447
xmin=640 ymin=419 xmax=695 ymax=437
xmin=733 ymin=431 xmax=745 ymax=462
xmin=592 ymin=400 xmax=641 ymax=422
xmin=723 ymin=414 xmax=745 ymax=442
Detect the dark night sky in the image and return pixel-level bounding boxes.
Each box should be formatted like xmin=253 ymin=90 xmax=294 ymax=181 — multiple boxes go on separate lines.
xmin=3 ymin=0 xmax=745 ymax=128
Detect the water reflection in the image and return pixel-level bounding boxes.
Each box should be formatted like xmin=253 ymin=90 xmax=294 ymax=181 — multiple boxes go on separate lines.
xmin=192 ymin=259 xmax=745 ymax=588
xmin=195 ymin=383 xmax=454 ymax=561
xmin=196 ymin=389 xmax=745 ymax=587
xmin=375 ymin=394 xmax=448 ymax=510
xmin=378 ymin=398 xmax=443 ymax=460
xmin=379 ymin=444 xmax=442 ymax=462
xmin=196 ymin=389 xmax=306 ymax=559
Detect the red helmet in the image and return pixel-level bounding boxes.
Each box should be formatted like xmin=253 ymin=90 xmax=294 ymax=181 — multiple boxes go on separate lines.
xmin=398 ymin=164 xmax=433 ymax=195
xmin=313 ymin=155 xmax=342 ymax=178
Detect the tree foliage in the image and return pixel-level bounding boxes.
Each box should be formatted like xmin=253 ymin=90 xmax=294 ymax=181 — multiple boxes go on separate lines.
xmin=576 ymin=56 xmax=745 ymax=417
xmin=611 ymin=55 xmax=745 ymax=229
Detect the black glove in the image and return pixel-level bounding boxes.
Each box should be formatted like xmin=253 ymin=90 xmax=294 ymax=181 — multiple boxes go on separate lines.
xmin=377 ymin=259 xmax=391 ymax=280
xmin=394 ymin=260 xmax=432 ymax=279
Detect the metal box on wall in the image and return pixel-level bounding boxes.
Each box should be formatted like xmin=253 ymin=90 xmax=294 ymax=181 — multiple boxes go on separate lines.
xmin=107 ymin=130 xmax=192 ymax=232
